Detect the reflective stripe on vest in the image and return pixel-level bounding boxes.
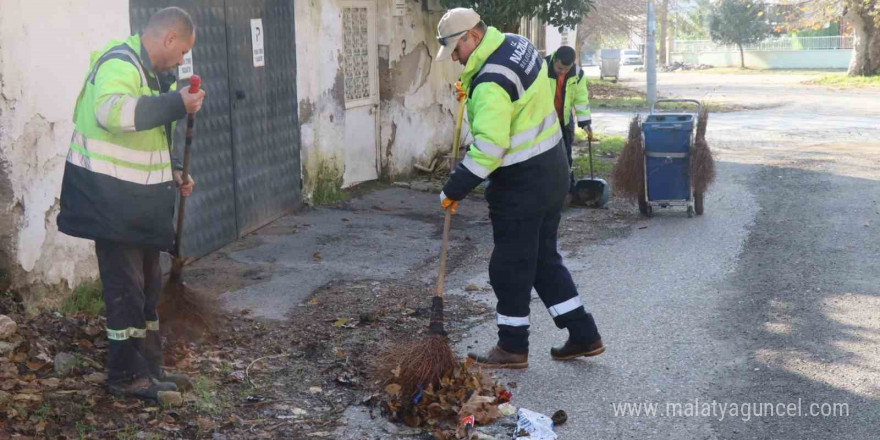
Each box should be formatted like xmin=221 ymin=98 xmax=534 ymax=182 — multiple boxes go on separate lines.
xmin=67 ymin=130 xmax=173 ymax=184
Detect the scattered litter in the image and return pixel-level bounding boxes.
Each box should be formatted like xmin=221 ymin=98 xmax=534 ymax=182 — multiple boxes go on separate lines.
xmin=335 ymin=373 xmax=358 ymax=386
xmin=458 ymin=415 xmax=475 ymax=438
xmin=498 ymin=403 xmax=517 ymax=417
xmin=309 ymin=386 xmax=323 ymax=395
xmin=497 ymin=389 xmax=512 ymax=403
xmin=246 ymin=394 xmax=266 ymax=403
xmin=551 ymin=409 xmax=568 ymax=426
xmin=514 ymin=408 xmax=557 ymax=440
xmin=459 ymin=393 xmax=500 ymax=425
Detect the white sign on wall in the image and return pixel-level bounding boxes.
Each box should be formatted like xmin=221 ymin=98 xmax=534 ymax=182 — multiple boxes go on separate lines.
xmin=250 ymin=18 xmax=265 ymax=67
xmin=178 ymin=51 xmax=194 ymax=79
xmin=392 ymin=0 xmax=406 ymax=16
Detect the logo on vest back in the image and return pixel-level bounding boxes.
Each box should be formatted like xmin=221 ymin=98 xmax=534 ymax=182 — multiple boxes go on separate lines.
xmin=509 ymin=37 xmax=538 ymax=75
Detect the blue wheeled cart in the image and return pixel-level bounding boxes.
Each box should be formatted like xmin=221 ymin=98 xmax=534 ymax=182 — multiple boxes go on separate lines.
xmin=639 ymin=99 xmax=703 ymax=218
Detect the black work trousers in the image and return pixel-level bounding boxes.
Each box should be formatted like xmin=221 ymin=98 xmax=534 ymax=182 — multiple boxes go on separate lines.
xmin=489 ymin=209 xmax=601 ymax=354
xmin=95 ymin=241 xmax=164 ymax=384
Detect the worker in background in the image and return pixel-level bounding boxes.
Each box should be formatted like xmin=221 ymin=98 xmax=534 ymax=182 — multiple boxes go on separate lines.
xmin=546 ymin=45 xmax=592 ymax=201
xmin=57 ymin=7 xmax=206 ymax=402
xmin=435 ymin=8 xmax=604 ymax=368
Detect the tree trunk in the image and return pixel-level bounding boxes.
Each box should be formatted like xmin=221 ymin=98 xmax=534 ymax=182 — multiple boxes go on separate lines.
xmin=738 ymin=43 xmax=745 ymax=68
xmin=659 ymin=0 xmax=669 ymax=65
xmin=576 ymin=14 xmax=595 ymax=63
xmin=499 ymin=22 xmax=520 ymax=34
xmin=847 ymin=11 xmax=880 ymax=76
xmin=668 ymin=10 xmax=676 ymax=62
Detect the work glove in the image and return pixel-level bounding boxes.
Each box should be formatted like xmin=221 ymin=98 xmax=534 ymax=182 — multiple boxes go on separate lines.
xmin=455 ymin=81 xmax=467 ymax=102
xmin=440 ymin=191 xmax=458 ymax=214
xmin=581 ymin=120 xmax=594 ymax=141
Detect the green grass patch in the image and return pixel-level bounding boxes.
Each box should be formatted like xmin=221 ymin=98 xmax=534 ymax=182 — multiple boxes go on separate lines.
xmin=573 ymin=153 xmax=614 ymax=176
xmin=312 ymin=179 xmax=347 ymax=205
xmin=571 ymin=131 xmax=626 ymax=178
xmin=592 ymin=97 xmax=734 ymax=112
xmin=75 ymin=421 xmax=94 ymax=440
xmin=33 ymin=402 xmax=52 ymax=422
xmin=192 ymin=376 xmax=228 ymax=416
xmin=61 ymin=280 xmax=104 ymax=316
xmin=584 ymin=78 xmax=735 ymax=112
xmin=806 ymin=73 xmax=880 ymax=87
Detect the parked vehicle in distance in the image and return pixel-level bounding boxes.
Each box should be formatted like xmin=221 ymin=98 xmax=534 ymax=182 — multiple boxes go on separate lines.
xmin=581 ymin=53 xmax=597 ymax=66
xmin=621 ymin=49 xmax=643 ymax=65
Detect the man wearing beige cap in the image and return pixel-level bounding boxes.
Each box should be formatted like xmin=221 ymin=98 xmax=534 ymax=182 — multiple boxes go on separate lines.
xmin=436 ymin=8 xmax=605 ymax=368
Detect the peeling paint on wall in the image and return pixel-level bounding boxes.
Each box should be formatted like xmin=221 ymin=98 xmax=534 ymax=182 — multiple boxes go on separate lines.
xmin=297 ymin=0 xmax=460 ymax=189
xmin=375 ymin=0 xmax=460 ymax=180
xmin=0 ymin=0 xmax=128 ymax=299
xmin=390 ymin=42 xmax=432 ymax=96
xmin=295 ymin=0 xmax=348 ymax=201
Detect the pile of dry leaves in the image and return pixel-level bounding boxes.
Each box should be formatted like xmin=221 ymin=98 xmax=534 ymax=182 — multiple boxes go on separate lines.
xmin=0 ymin=304 xmax=115 ymax=438
xmin=378 ymin=357 xmax=513 ymax=439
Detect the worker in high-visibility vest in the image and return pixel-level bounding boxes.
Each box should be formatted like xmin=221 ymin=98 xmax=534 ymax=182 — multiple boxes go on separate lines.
xmin=435 ymin=8 xmax=604 ymax=368
xmin=58 ymin=7 xmax=206 ymax=402
xmin=546 ymin=46 xmax=592 ymax=196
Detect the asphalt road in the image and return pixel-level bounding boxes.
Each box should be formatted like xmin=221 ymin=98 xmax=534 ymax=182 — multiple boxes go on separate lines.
xmin=214 ymin=68 xmax=880 ymax=439
xmin=459 ymin=69 xmax=880 ymax=439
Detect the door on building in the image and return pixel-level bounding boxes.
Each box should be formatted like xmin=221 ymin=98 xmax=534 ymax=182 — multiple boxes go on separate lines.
xmin=130 ymin=0 xmax=302 ymax=258
xmin=341 ymin=0 xmax=380 ymax=187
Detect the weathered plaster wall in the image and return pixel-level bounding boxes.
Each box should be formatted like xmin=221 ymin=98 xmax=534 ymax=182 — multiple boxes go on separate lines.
xmin=376 ymin=0 xmax=459 ymax=178
xmin=0 ymin=0 xmax=131 ymax=296
xmin=295 ymin=0 xmax=459 ymax=195
xmin=294 ymin=0 xmax=347 ymax=201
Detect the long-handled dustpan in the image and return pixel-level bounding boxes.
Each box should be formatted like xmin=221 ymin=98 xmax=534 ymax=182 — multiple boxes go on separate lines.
xmin=574 ymin=137 xmax=610 ymax=207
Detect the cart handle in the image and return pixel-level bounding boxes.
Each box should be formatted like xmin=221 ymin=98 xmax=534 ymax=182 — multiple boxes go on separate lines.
xmin=651 ymin=99 xmax=702 ymax=115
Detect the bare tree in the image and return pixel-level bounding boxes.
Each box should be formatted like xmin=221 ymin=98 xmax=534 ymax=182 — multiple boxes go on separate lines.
xmin=577 ymin=0 xmax=646 ymax=53
xmin=778 ymin=0 xmax=879 ymax=76
xmin=659 ymin=0 xmax=670 ymax=65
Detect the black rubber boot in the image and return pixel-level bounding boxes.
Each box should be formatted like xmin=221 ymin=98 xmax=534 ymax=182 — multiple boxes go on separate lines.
xmin=107 ymin=377 xmax=178 ymax=402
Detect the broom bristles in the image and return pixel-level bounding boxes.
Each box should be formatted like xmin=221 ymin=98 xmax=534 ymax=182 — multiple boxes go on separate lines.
xmin=371 ymin=335 xmax=457 ymax=397
xmin=691 ymin=109 xmax=716 ymax=194
xmin=157 ymin=280 xmax=220 ymax=343
xmin=696 ymin=107 xmax=709 ymax=143
xmin=611 ymin=115 xmax=645 ymax=201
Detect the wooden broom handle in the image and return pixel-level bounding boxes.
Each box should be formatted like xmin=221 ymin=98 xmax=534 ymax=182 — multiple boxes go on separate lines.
xmin=434 ymin=94 xmax=467 ymax=298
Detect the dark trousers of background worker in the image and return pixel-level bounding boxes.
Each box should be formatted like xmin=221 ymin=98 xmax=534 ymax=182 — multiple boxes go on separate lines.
xmin=485 ymin=142 xmax=600 ymax=355
xmin=561 ymin=119 xmax=576 ymax=192
xmin=95 ymin=241 xmax=164 ymax=385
